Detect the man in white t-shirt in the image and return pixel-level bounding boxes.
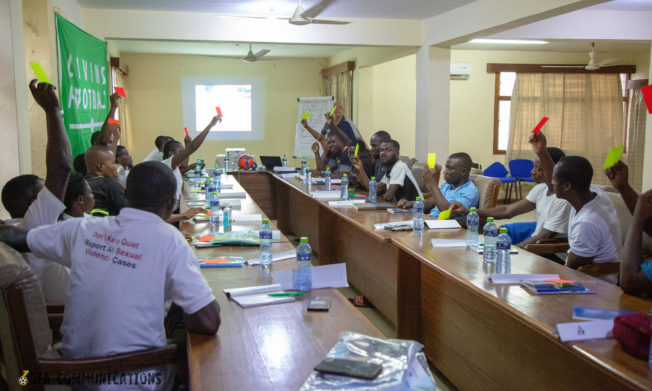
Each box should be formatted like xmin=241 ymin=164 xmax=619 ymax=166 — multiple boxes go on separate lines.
xmin=143 ymin=136 xmax=173 ymax=163
xmin=0 ymin=162 xmax=221 ymax=390
xmin=530 ymin=132 xmax=621 ymax=268
xmin=450 ymin=147 xmax=571 ymax=252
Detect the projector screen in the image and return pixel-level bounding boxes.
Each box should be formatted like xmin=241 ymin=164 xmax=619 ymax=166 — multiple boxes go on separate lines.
xmin=181 ymin=77 xmax=266 ymax=141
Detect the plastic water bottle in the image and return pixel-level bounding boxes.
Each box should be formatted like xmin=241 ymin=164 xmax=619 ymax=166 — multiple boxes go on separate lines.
xmin=205 ymin=179 xmax=215 ymax=208
xmin=301 ymin=157 xmax=307 ymax=176
xmin=259 ymin=219 xmax=273 ymax=267
xmin=215 ymin=165 xmax=222 ymax=189
xmin=208 ymin=208 xmax=219 ymax=233
xmin=223 ymin=206 xmax=232 ymax=233
xmin=368 ymin=177 xmax=377 ymax=203
xmin=210 ymin=191 xmax=220 ymax=209
xmin=325 ymin=167 xmax=332 ymax=190
xmin=306 ymin=165 xmax=312 ymax=193
xmin=282 ymin=154 xmax=287 ymax=167
xmin=340 ymin=173 xmax=349 ymax=200
xmin=483 ymin=217 xmax=498 ymax=263
xmin=412 ymin=197 xmax=424 ymax=233
xmin=296 ymin=237 xmax=312 ymax=291
xmin=496 ymin=227 xmax=511 ymax=274
xmin=466 ymin=207 xmax=480 ymax=250
xmin=194 ymin=162 xmax=201 ymax=177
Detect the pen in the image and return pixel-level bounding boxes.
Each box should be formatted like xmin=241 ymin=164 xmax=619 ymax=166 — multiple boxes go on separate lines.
xmin=268 ymin=292 xmax=305 ymax=297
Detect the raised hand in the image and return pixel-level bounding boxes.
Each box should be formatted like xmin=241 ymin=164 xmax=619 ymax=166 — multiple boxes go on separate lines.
xmin=450 ymin=201 xmax=469 ymax=218
xmin=109 ymin=92 xmax=121 ymax=108
xmin=301 ymin=118 xmax=309 ymax=128
xmin=181 ymin=207 xmax=206 ymax=220
xmin=29 ymin=79 xmax=60 ymax=111
xmin=311 ymin=142 xmax=320 ymax=154
xmin=423 ymin=164 xmax=440 ymax=185
xmin=604 ymin=161 xmax=629 ymax=190
xmin=528 ymin=131 xmax=547 ymax=155
xmin=352 ymin=157 xmax=364 ymax=173
xmin=324 ymin=113 xmax=333 ymax=127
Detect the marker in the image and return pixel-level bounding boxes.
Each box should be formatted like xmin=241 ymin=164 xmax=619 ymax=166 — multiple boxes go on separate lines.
xmin=216 ymin=106 xmax=223 ymax=117
xmin=29 ymin=62 xmax=52 ymax=83
xmin=114 ymin=87 xmax=126 ymax=97
xmin=184 ymin=127 xmax=189 ymax=137
xmin=531 ymin=117 xmax=549 ymax=134
xmin=268 ymin=292 xmax=305 ymax=297
xmin=354 ymin=144 xmax=360 ymax=157
xmin=302 ymin=112 xmax=311 ymax=120
xmin=329 ymin=106 xmax=336 ymax=116
xmin=107 ymin=118 xmax=120 ymax=125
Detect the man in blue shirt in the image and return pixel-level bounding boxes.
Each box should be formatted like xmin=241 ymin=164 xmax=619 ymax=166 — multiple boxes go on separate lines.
xmin=399 ymin=152 xmax=478 ymax=218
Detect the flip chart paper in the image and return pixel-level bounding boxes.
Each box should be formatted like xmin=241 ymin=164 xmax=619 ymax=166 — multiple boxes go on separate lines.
xmin=642 ymin=84 xmax=652 ymax=114
xmin=114 ymin=87 xmax=126 ymax=97
xmin=216 ymin=106 xmax=223 ymax=117
xmin=603 ymin=145 xmax=624 ymax=169
xmin=427 ymin=153 xmax=436 ymax=169
xmin=301 ymin=112 xmax=311 ymax=119
xmin=438 ymin=209 xmax=451 ymax=220
xmin=531 ymin=117 xmax=549 ymax=134
xmin=29 ymin=62 xmax=52 ymax=84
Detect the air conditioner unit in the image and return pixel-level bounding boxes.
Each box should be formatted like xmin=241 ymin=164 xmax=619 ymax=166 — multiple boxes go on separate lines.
xmin=450 ymin=62 xmax=472 ymax=80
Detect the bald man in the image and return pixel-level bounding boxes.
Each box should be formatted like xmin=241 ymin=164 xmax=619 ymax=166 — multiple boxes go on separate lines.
xmin=84 ymin=145 xmax=128 ymax=216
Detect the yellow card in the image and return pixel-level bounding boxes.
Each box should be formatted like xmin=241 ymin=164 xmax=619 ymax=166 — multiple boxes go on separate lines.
xmin=301 ymin=112 xmax=311 ymax=120
xmin=438 ymin=208 xmax=451 ymax=220
xmin=354 ymin=144 xmax=360 ymax=157
xmin=603 ymin=145 xmax=624 ymax=169
xmin=29 ymin=62 xmax=52 ymax=84
xmin=329 ymin=106 xmax=336 ymax=116
xmin=427 ymin=153 xmax=436 ymax=169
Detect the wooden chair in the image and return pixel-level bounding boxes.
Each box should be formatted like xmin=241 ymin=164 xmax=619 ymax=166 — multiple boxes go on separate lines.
xmin=0 ymin=242 xmax=184 ymax=390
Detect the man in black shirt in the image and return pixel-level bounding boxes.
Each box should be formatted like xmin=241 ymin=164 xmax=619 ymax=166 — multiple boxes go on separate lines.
xmin=84 ymin=145 xmax=128 ymax=216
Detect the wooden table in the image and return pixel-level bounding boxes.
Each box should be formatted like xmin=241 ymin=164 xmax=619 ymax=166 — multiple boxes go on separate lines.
xmin=182 ymin=174 xmax=384 ymax=390
xmin=232 ymin=170 xmax=652 ymax=391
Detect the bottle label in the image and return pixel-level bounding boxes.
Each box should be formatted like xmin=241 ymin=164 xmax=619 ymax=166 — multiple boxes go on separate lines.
xmin=297 ymin=253 xmax=311 ymax=262
xmin=259 ymin=231 xmax=272 ymax=240
xmin=497 ymin=242 xmax=510 ymax=250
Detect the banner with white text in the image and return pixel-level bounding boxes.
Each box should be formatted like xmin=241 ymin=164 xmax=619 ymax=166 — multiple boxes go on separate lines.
xmin=56 ymin=13 xmax=109 ymax=160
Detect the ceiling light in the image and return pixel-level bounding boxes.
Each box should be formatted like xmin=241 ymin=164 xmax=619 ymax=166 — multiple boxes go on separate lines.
xmin=469 ymin=39 xmax=549 ymax=45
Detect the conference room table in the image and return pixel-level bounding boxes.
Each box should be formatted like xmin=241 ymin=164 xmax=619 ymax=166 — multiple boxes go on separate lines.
xmin=230 ymin=170 xmax=652 ymax=391
xmin=180 ymin=174 xmax=385 ymax=391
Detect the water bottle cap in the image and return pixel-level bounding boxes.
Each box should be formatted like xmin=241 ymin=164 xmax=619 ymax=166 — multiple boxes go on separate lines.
xmin=300 ymin=237 xmax=309 ymax=243
xmin=487 ymin=217 xmax=494 ymax=222
xmin=470 ymin=207 xmax=476 ymax=212
xmin=500 ymin=227 xmax=508 ymax=234
xmin=326 ymin=167 xmax=330 ymax=171
xmin=262 ymin=218 xmax=269 ymax=224
xmin=416 ymin=197 xmax=422 ymax=201
xmin=212 ymin=192 xmax=218 ymax=195
xmin=371 ymin=176 xmax=376 ymax=180
xmin=343 ymin=173 xmax=348 ymax=177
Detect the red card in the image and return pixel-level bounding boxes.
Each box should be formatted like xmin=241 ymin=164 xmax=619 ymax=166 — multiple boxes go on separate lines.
xmin=642 ymin=84 xmax=652 ymax=114
xmin=531 ymin=117 xmax=549 ymax=134
xmin=114 ymin=87 xmax=126 ymax=97
xmin=204 ymin=258 xmax=228 ymax=264
xmin=199 ymin=235 xmax=215 ymax=242
xmin=215 ymin=106 xmax=223 ymax=117
xmin=544 ymin=279 xmax=575 ymax=284
xmin=107 ymin=118 xmax=120 ymax=125
xmin=184 ymin=127 xmax=189 ymax=136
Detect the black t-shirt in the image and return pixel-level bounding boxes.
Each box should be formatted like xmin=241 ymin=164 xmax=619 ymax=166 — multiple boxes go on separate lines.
xmin=85 ymin=175 xmax=128 ymax=216
xmin=383 ymin=161 xmax=420 ymax=202
xmin=374 ymin=159 xmax=387 ymax=182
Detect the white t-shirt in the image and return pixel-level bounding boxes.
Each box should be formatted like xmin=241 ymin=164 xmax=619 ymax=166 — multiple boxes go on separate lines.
xmin=568 ymin=186 xmax=622 ymax=264
xmin=380 ymin=160 xmax=423 ymax=200
xmin=162 ymin=157 xmax=182 ymax=208
xmin=525 ymin=183 xmax=572 ymax=237
xmin=116 ymin=166 xmax=130 ymax=189
xmin=142 ymin=148 xmax=163 ymax=163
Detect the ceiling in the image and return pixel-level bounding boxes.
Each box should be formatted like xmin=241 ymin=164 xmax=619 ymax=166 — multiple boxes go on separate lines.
xmin=584 ymin=0 xmax=652 ymax=11
xmin=453 ymin=39 xmax=651 ymax=52
xmin=77 ymin=0 xmax=475 ymax=19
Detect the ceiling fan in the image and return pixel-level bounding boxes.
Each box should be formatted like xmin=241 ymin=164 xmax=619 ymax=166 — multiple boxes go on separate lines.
xmin=242 ymin=44 xmax=270 ymax=62
xmin=287 ymin=0 xmax=350 ymax=25
xmin=542 ymin=42 xmax=618 ymax=71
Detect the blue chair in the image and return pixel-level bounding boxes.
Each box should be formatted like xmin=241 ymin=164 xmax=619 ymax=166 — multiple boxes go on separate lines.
xmin=508 ymin=159 xmax=535 ymax=200
xmin=483 ymin=162 xmax=517 ymax=203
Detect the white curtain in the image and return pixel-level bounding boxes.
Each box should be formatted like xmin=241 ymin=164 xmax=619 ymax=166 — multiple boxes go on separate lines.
xmin=323 ymin=70 xmax=353 ymax=119
xmin=624 ymin=88 xmax=646 ymax=193
xmin=507 ymin=73 xmax=624 ymax=185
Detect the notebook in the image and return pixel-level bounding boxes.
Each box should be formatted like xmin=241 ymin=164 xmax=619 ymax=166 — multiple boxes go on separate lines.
xmin=521 ymin=281 xmax=596 ymax=295
xmin=198 ymin=257 xmax=244 ymax=268
xmin=223 ymin=283 xmax=295 ymax=308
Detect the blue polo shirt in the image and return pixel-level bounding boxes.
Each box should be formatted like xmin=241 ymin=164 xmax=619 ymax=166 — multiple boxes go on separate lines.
xmin=321 ymin=117 xmax=359 ymax=142
xmin=428 ymin=180 xmax=479 ymax=219
xmin=641 ymin=260 xmax=652 ymax=282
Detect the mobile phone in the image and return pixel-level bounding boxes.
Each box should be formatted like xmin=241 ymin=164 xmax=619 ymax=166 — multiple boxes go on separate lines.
xmin=308 ymin=296 xmax=331 ymax=311
xmin=314 ymin=357 xmax=382 ymax=380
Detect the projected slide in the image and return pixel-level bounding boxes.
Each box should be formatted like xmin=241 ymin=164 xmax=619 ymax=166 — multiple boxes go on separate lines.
xmin=195 ymin=84 xmax=252 ymax=132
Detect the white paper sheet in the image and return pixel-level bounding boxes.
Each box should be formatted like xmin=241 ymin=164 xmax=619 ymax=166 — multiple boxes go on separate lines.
xmin=280 ymin=173 xmax=299 ymax=179
xmin=274 ymin=167 xmax=298 ymax=172
xmin=489 ymin=273 xmax=559 ymax=284
xmin=373 ymin=220 xmax=413 ymax=231
xmin=247 ymin=250 xmax=296 ymax=265
xmin=424 ymin=220 xmax=461 ymax=229
xmin=328 ymin=200 xmax=366 ymax=207
xmin=556 ymin=320 xmax=614 ymax=342
xmin=232 ymin=213 xmax=262 ymax=223
xmin=310 ymin=190 xmax=342 ymax=201
xmin=431 ymin=239 xmax=467 ymax=247
xmin=274 ymin=263 xmax=349 ymax=291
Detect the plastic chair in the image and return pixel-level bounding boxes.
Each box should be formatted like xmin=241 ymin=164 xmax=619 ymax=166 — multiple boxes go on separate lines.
xmin=508 ymin=159 xmax=535 ymax=200
xmin=483 ymin=162 xmax=517 ymax=203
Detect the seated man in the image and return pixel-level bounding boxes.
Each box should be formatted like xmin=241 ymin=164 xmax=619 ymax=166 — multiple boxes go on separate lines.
xmin=372 ymin=140 xmax=421 ymax=203
xmin=143 ymin=135 xmax=173 ymax=163
xmin=116 ymin=145 xmax=133 ymax=188
xmin=529 ymin=131 xmax=621 ymax=268
xmin=62 ymin=172 xmax=95 ymax=220
xmin=313 ymin=133 xmax=352 ymax=176
xmin=0 ymin=162 xmax=221 ymax=389
xmin=369 ymin=130 xmax=391 ymax=182
xmin=620 ymin=189 xmax=652 ymax=295
xmin=450 ymin=147 xmax=571 ymax=249
xmin=85 ymin=145 xmax=128 ymax=216
xmin=400 ymin=152 xmax=478 ymax=218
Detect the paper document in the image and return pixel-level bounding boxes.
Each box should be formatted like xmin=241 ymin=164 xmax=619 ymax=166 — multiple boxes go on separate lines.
xmin=556 ymin=320 xmax=613 ymax=342
xmin=373 ymin=220 xmax=413 ymax=231
xmin=328 ymin=200 xmax=365 ymax=207
xmin=274 ymin=263 xmax=349 ymax=291
xmin=274 ymin=166 xmax=297 ymax=172
xmin=223 ymin=283 xmax=294 ymax=308
xmin=232 ymin=213 xmax=262 ymax=223
xmin=217 ymin=190 xmax=246 ymax=199
xmin=280 ymin=173 xmax=299 ymax=179
xmin=247 ymin=250 xmax=296 ymax=265
xmin=311 ymin=190 xmax=342 ymax=201
xmin=490 ymin=274 xmax=559 ymax=284
xmin=431 ymin=239 xmax=466 ymax=247
xmin=572 ymin=305 xmax=636 ymax=321
xmin=424 ymin=220 xmax=461 ymax=229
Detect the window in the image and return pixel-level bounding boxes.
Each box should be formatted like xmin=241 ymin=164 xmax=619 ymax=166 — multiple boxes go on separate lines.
xmin=493 ymin=70 xmax=631 ymax=154
xmin=181 ymin=77 xmax=266 ymax=141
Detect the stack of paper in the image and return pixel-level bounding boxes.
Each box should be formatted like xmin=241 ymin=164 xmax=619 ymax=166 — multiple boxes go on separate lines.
xmin=274 ymin=263 xmax=349 ymax=290
xmin=232 ymin=213 xmax=262 ymax=223
xmin=280 ymin=173 xmax=299 ymax=179
xmin=311 ymin=190 xmax=342 ymax=201
xmin=373 ymin=220 xmax=413 ymax=231
xmin=328 ymin=200 xmax=366 ymax=207
xmin=489 ymin=273 xmax=559 ymax=284
xmin=217 ymin=190 xmax=247 ymax=199
xmin=247 ymin=249 xmax=296 ymax=265
xmin=223 ymin=283 xmax=295 ymax=308
xmin=431 ymin=239 xmax=466 ymax=247
xmin=273 ymin=166 xmax=297 ymax=173
xmin=424 ymin=220 xmax=460 ymax=229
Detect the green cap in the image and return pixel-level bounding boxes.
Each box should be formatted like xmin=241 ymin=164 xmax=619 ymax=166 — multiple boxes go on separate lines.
xmin=470 ymin=207 xmax=477 ymax=212
xmin=416 ymin=197 xmax=422 ymax=201
xmin=499 ymin=227 xmax=508 ymax=234
xmin=205 ymin=206 xmax=211 ymax=209
xmin=487 ymin=217 xmax=494 ymax=222
xmin=371 ymin=176 xmax=376 ymax=180
xmin=343 ymin=173 xmax=348 ymax=177
xmin=300 ymin=237 xmax=309 ymax=243
xmin=262 ymin=218 xmax=269 ymax=224
xmin=326 ymin=167 xmax=330 ymax=171
xmin=212 ymin=192 xmax=218 ymax=195
xmin=209 ymin=178 xmax=214 ymax=183
xmin=283 ymin=154 xmax=286 ymax=157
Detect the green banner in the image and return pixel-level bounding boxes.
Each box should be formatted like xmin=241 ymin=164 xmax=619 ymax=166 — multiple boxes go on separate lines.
xmin=56 ymin=13 xmax=108 ymax=161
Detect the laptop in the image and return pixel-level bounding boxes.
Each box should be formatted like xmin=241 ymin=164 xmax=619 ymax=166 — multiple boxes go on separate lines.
xmin=260 ymin=156 xmax=283 ymax=171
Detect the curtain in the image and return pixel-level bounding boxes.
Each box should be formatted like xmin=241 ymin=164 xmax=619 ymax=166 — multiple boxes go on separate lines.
xmin=323 ymin=70 xmax=353 ymax=119
xmin=624 ymin=88 xmax=646 ymax=193
xmin=111 ymin=66 xmax=131 ymax=149
xmin=507 ymin=73 xmax=623 ymax=185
